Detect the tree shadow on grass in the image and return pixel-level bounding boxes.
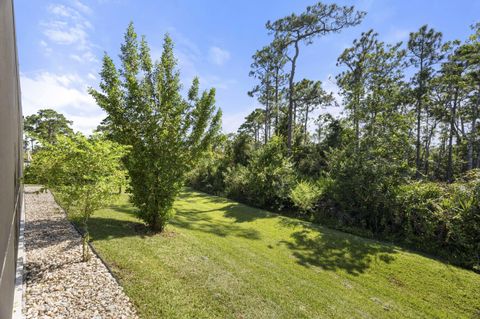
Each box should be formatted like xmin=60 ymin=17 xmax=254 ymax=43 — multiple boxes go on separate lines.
xmin=171 ymin=207 xmax=262 ymax=240
xmin=222 ymin=204 xmax=275 ymax=223
xmin=87 ymin=200 xmax=262 ymax=241
xmin=87 ymin=215 xmax=150 ymax=241
xmin=178 ymin=189 xmax=276 ymax=224
xmin=278 ymin=217 xmax=397 ymax=276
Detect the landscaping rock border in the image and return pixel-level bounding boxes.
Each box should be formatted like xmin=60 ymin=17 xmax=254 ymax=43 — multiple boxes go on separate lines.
xmin=23 ymin=186 xmax=138 ymax=319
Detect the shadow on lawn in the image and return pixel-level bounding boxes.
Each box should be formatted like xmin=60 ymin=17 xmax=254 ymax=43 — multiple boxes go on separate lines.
xmin=171 ymin=206 xmax=262 ymax=240
xmin=87 ymin=204 xmax=150 ymax=241
xmin=88 ymin=191 xmax=396 ymax=275
xmin=278 ymin=218 xmax=397 ymax=276
xmin=178 ymin=190 xmax=276 ymax=223
xmin=88 ymin=200 xmax=262 ymax=241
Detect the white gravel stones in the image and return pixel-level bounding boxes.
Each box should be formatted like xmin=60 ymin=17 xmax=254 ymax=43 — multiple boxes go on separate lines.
xmin=24 ymin=186 xmax=138 ymax=319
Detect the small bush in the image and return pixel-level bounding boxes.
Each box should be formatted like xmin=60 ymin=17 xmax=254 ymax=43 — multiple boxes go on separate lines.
xmin=290 ymin=180 xmax=321 ymax=213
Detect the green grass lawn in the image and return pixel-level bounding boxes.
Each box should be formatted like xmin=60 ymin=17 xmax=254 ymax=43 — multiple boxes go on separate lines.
xmin=87 ymin=188 xmax=480 ymax=318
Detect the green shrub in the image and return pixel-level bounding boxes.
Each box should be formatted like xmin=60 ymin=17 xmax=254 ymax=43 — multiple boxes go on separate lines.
xmin=222 ymin=136 xmax=296 ymax=211
xmin=187 ymin=152 xmax=226 ymax=195
xmin=290 ymin=180 xmax=321 ymax=213
xmin=244 ymin=136 xmax=296 ymax=210
xmin=396 ymin=182 xmax=445 ymax=245
xmin=223 ymin=164 xmax=250 ymax=201
xmin=28 ymin=134 xmax=128 ymax=261
xmin=396 ymin=170 xmax=480 ymax=270
xmin=327 ymin=146 xmax=406 ymax=233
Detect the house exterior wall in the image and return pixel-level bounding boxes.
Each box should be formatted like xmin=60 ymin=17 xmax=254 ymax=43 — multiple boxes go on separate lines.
xmin=0 ymin=0 xmax=24 ymax=318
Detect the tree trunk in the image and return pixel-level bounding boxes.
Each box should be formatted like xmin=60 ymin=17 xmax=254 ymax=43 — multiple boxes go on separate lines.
xmin=82 ymin=219 xmax=90 ymax=262
xmin=304 ymin=106 xmax=309 ymax=144
xmin=424 ymin=121 xmax=437 ymax=178
xmin=415 ymin=100 xmax=422 ymax=178
xmin=467 ymin=88 xmax=479 ymax=170
xmin=415 ymin=60 xmax=425 ymax=179
xmin=287 ymin=41 xmax=300 ymax=153
xmin=446 ymin=88 xmax=458 ymax=182
xmin=275 ymin=72 xmax=279 ymax=134
xmin=265 ymin=83 xmax=270 ymax=144
xmin=354 ymin=86 xmax=360 ymax=150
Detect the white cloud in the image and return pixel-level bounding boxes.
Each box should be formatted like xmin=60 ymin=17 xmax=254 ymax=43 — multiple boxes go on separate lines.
xmin=41 ymin=1 xmax=96 ymax=64
xmin=71 ymin=0 xmax=92 ymax=15
xmin=21 ymin=72 xmax=103 ymax=134
xmin=201 ymin=75 xmax=237 ymax=90
xmin=43 ymin=20 xmax=88 ymax=45
xmin=208 ymin=46 xmax=231 ymax=66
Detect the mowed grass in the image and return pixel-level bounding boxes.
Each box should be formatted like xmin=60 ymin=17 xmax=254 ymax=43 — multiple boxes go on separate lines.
xmin=87 ymin=188 xmax=480 ymax=319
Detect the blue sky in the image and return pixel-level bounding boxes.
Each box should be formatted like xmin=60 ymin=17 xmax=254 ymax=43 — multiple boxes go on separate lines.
xmin=16 ymin=0 xmax=480 ymax=133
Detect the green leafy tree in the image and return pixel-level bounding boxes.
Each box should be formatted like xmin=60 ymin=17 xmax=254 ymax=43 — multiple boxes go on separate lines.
xmin=434 ymin=41 xmax=469 ymax=182
xmin=29 ymin=134 xmax=128 ymax=261
xmin=89 ymin=23 xmax=221 ymax=231
xmin=24 ymin=109 xmax=73 ymax=150
xmin=266 ymin=2 xmax=365 ymax=152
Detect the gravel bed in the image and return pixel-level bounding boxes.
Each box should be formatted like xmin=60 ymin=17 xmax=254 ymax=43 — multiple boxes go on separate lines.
xmin=23 ymin=186 xmax=138 ymax=319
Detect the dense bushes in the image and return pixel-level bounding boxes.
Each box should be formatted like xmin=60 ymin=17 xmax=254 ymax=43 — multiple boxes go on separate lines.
xmin=395 ymin=172 xmax=480 ymax=270
xmin=224 ymin=136 xmax=296 ymax=210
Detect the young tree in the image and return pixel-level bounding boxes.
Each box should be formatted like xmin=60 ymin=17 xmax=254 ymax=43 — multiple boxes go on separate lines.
xmin=29 ymin=134 xmax=128 ymax=261
xmin=407 ymin=25 xmax=444 ymax=177
xmin=89 ymin=23 xmax=221 ymax=232
xmin=24 ymin=109 xmax=73 ymax=149
xmin=266 ymin=2 xmax=365 ymax=152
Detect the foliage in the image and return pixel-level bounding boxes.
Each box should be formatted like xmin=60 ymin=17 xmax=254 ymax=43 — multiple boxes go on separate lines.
xmin=289 ymin=180 xmax=321 ymax=213
xmin=243 ymin=136 xmax=296 ymax=210
xmin=187 ymin=151 xmax=226 ymax=195
xmin=327 ymin=146 xmax=406 ymax=234
xmin=222 ymin=136 xmax=296 ymax=210
xmin=89 ymin=23 xmax=221 ymax=231
xmin=396 ymin=170 xmax=480 ymax=269
xmin=28 ymin=134 xmax=128 ymax=261
xmin=24 ymin=109 xmax=73 ymax=150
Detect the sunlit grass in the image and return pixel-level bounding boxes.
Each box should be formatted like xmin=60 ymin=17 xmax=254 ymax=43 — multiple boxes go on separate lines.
xmin=87 ymin=188 xmax=480 ymax=318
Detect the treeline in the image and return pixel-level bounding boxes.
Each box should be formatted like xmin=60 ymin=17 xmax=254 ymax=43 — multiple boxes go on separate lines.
xmin=188 ymin=3 xmax=480 ymax=270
